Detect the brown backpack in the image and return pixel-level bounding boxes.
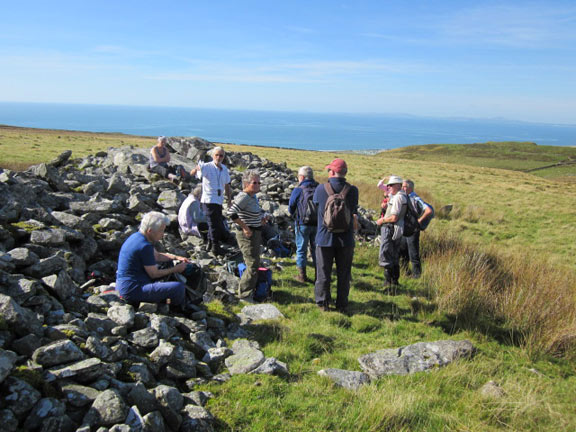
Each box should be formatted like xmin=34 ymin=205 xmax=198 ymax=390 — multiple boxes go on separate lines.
xmin=322 ymin=182 xmax=351 ymax=233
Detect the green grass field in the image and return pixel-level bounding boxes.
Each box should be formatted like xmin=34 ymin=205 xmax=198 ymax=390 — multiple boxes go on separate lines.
xmin=1 ymin=125 xmax=575 ymax=431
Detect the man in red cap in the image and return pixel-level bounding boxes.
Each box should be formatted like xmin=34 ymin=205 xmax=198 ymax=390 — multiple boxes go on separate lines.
xmin=312 ymin=158 xmax=359 ymax=313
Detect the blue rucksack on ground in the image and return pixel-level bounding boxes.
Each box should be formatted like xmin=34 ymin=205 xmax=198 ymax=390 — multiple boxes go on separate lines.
xmin=238 ymin=264 xmax=273 ymax=302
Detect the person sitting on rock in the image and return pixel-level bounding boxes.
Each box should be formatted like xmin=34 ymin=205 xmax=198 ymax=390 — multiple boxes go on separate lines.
xmin=149 ymin=136 xmax=186 ymax=182
xmin=178 ymin=184 xmax=209 ymax=244
xmin=116 ymin=211 xmax=190 ymax=306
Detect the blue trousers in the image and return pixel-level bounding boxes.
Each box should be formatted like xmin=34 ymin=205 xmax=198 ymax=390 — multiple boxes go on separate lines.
xmin=116 ymin=279 xmax=186 ymax=305
xmin=295 ymin=224 xmax=317 ymax=269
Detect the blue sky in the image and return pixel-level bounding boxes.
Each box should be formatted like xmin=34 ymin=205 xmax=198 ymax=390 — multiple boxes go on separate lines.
xmin=1 ymin=0 xmax=576 ymax=124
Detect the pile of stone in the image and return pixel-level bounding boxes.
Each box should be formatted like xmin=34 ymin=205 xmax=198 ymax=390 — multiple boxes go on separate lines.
xmin=2 ymin=136 xmax=366 ymax=432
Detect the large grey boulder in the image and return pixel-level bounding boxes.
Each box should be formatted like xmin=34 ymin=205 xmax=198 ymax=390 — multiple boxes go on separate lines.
xmin=62 ymin=383 xmax=102 ymax=407
xmin=225 ymin=340 xmax=265 ymax=375
xmin=240 ymin=304 xmax=285 ymax=321
xmin=82 ymin=389 xmax=129 ymax=428
xmin=318 ymin=368 xmax=371 ymax=390
xmin=0 ymin=293 xmax=43 ymax=337
xmin=358 ymin=340 xmax=476 ymax=378
xmin=32 ymin=339 xmax=85 ymax=367
xmin=42 ymin=269 xmax=80 ymax=301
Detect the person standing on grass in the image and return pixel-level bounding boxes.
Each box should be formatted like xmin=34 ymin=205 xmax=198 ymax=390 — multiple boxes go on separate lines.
xmin=228 ymin=170 xmax=269 ymax=300
xmin=399 ymin=179 xmax=434 ymax=278
xmin=190 ymin=146 xmax=233 ymax=256
xmin=289 ymin=166 xmax=319 ymax=283
xmin=375 ymin=175 xmax=408 ymax=288
xmin=313 ymin=158 xmax=359 ymax=313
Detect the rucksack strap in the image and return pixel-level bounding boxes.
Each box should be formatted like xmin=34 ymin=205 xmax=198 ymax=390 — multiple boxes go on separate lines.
xmin=324 ymin=182 xmax=350 ymax=197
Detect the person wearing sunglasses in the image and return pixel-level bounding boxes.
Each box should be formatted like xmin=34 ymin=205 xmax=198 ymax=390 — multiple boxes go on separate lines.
xmin=227 ymin=170 xmax=268 ymax=300
xmin=190 ymin=147 xmax=233 ymax=256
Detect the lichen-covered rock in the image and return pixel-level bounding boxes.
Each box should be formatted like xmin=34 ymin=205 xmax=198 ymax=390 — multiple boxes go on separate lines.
xmin=318 ymin=368 xmax=371 ymax=390
xmin=32 ymin=339 xmax=85 ymax=367
xmin=82 ymin=389 xmax=129 ymax=428
xmin=240 ymin=303 xmax=285 ymax=321
xmin=107 ymin=304 xmax=135 ymax=327
xmin=225 ymin=346 xmax=265 ymax=375
xmin=62 ymin=383 xmax=101 ymax=407
xmin=358 ymin=340 xmax=476 ymax=378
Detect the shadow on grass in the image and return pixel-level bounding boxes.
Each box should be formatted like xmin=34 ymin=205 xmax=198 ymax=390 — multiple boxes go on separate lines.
xmin=430 ymin=313 xmax=526 ymax=348
xmin=349 ymin=299 xmax=412 ymax=320
xmin=272 ymin=289 xmax=313 ymax=305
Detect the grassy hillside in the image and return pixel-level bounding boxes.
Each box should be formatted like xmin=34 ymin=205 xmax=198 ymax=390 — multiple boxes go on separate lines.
xmin=1 ymin=125 xmax=575 ymax=431
xmin=2 ymin=126 xmax=576 ymax=268
xmin=382 ymin=141 xmax=576 ymax=182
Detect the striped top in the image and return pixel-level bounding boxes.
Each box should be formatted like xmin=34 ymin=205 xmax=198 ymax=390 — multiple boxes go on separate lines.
xmin=227 ymin=192 xmax=263 ymax=228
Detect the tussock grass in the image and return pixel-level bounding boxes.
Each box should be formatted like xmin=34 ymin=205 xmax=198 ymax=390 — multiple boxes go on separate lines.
xmin=422 ymin=228 xmax=576 ymax=358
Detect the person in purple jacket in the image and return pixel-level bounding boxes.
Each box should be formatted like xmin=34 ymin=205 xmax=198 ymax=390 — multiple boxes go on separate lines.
xmin=313 ymin=158 xmax=359 ymax=314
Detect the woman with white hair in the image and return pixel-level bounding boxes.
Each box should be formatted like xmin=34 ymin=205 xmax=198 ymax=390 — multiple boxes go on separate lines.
xmin=178 ymin=184 xmax=209 ymax=243
xmin=116 ymin=211 xmax=190 ymax=305
xmin=227 ymin=170 xmax=268 ymax=299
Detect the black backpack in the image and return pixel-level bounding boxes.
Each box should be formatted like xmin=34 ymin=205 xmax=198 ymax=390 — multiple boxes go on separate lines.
xmin=296 ymin=182 xmax=318 ymax=226
xmin=323 ymin=182 xmax=352 ymax=233
xmin=403 ymin=197 xmax=420 ymax=237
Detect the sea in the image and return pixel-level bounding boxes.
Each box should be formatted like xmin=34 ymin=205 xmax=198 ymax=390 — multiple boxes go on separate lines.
xmin=1 ymin=102 xmax=575 ymax=151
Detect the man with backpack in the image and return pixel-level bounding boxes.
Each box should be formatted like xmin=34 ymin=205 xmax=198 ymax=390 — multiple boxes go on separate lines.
xmin=400 ymin=179 xmax=435 ymax=279
xmin=289 ymin=166 xmax=319 ymax=283
xmin=376 ymin=175 xmax=409 ymax=288
xmin=313 ymin=158 xmax=359 ymax=313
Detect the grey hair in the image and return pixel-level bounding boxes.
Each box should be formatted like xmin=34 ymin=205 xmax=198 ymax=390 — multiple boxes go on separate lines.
xmin=210 ymin=146 xmax=225 ymax=156
xmin=192 ymin=184 xmax=203 ymax=199
xmin=139 ymin=211 xmax=170 ymax=234
xmin=242 ymin=170 xmax=260 ymax=188
xmin=403 ymin=179 xmax=415 ymax=189
xmin=157 ymin=136 xmax=167 ymax=145
xmin=297 ymin=166 xmax=314 ymax=179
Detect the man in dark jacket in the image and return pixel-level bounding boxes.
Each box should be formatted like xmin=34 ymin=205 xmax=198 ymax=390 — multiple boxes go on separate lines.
xmin=288 ymin=166 xmax=319 ymax=283
xmin=313 ymin=158 xmax=359 ymax=313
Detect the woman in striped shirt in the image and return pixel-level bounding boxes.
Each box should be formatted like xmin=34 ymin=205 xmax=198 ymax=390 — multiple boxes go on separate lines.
xmin=228 ymin=170 xmax=268 ymax=299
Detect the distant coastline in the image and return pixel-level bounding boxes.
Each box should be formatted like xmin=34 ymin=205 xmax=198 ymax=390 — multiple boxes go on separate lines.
xmin=1 ymin=102 xmax=576 ymax=150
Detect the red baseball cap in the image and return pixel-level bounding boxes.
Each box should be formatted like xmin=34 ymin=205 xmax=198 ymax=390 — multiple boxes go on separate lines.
xmin=325 ymin=158 xmax=348 ymax=173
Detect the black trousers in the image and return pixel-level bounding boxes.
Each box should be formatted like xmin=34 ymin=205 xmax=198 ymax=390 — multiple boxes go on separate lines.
xmin=315 ymin=245 xmax=354 ymax=309
xmin=400 ymin=231 xmax=421 ymax=277
xmin=202 ymin=203 xmax=228 ymax=244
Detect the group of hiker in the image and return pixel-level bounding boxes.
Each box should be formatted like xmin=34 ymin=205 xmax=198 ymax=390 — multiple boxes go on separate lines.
xmin=116 ymin=138 xmax=434 ymax=313
xmin=288 ymin=159 xmax=434 ymax=314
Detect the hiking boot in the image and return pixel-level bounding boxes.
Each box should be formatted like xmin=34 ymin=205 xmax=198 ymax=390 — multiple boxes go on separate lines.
xmin=296 ymin=267 xmax=307 ymax=283
xmin=317 ymin=301 xmax=330 ymax=312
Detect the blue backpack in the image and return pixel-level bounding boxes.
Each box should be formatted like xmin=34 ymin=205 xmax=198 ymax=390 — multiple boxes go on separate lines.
xmin=296 ymin=182 xmax=318 ymax=226
xmin=237 ymin=264 xmax=273 ymax=302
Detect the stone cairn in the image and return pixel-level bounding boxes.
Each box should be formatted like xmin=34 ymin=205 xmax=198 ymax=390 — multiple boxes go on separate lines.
xmin=0 ymin=137 xmax=382 ymax=431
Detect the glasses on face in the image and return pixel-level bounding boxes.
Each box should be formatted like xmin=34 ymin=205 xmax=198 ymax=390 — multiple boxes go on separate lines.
xmin=251 ymin=181 xmax=261 ymax=185
xmin=214 ymin=154 xmax=224 ymax=158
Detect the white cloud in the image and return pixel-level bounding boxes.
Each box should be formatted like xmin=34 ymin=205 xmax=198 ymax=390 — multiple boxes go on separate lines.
xmin=441 ymin=4 xmax=576 ymax=48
